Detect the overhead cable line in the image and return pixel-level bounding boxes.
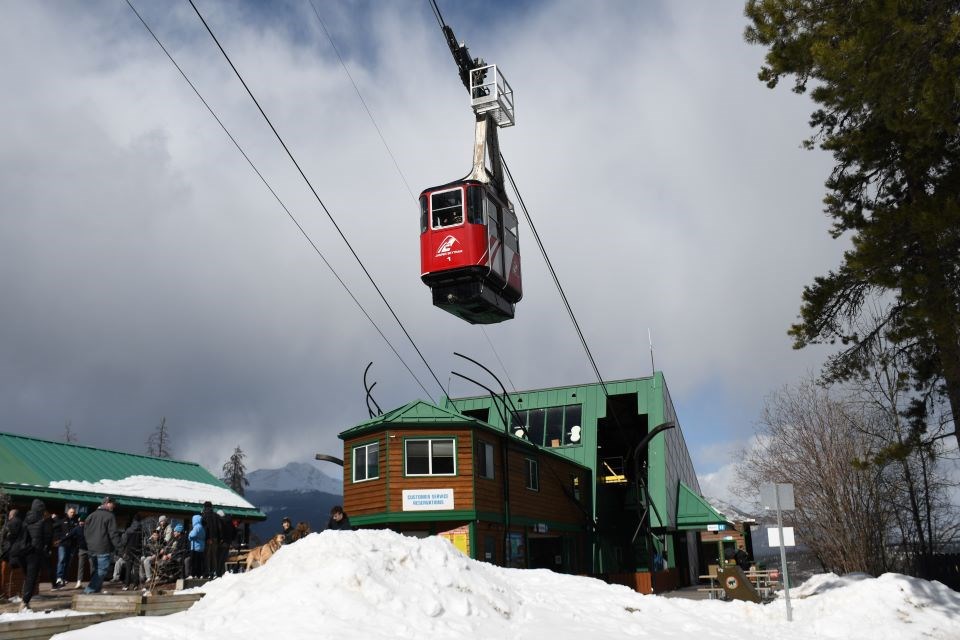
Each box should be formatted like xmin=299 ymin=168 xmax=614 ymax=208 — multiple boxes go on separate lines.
xmin=185 ymin=0 xmax=448 ymax=400
xmin=124 ymin=0 xmax=436 ymax=402
xmin=306 ymin=0 xmax=417 ymax=202
xmin=500 ymin=155 xmax=609 ymax=395
xmin=307 ymin=0 xmax=520 ymax=394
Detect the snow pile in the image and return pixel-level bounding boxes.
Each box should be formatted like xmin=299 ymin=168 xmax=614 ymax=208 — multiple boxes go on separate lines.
xmin=49 ymin=476 xmax=254 ymax=509
xmin=50 ymin=530 xmax=960 ymax=640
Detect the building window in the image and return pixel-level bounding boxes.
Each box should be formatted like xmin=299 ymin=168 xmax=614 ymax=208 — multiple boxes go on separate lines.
xmin=352 ymin=442 xmax=379 ymax=482
xmin=525 ymin=458 xmax=539 ymax=491
xmin=405 ymin=438 xmax=456 ymax=476
xmin=510 ymin=404 xmax=583 ymax=448
xmin=477 ymin=441 xmax=494 ymax=479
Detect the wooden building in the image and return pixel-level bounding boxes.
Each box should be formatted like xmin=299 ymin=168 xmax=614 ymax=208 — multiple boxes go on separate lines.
xmin=339 ymin=401 xmax=593 ymax=574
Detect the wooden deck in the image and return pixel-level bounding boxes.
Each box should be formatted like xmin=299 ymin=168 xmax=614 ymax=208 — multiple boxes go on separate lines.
xmin=0 ymin=581 xmax=204 ymax=640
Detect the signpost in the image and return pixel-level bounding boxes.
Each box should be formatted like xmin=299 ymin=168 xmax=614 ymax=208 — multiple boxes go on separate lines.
xmin=760 ymin=482 xmax=795 ymax=622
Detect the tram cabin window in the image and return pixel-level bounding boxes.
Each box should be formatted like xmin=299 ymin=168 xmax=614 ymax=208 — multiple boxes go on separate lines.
xmin=419 ymin=196 xmax=428 ymax=233
xmin=431 ymin=189 xmax=463 ymax=228
xmin=504 ymin=208 xmax=519 ymax=249
xmin=467 ymin=186 xmax=486 ymax=225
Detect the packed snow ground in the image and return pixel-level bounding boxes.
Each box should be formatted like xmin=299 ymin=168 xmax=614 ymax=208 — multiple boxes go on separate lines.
xmin=44 ymin=530 xmax=960 ymax=639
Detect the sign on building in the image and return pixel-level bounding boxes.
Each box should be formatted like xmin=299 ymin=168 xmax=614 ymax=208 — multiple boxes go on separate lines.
xmin=402 ymin=488 xmax=454 ymax=511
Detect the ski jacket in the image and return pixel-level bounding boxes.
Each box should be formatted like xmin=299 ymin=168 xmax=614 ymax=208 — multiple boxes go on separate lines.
xmin=84 ymin=506 xmax=121 ymax=555
xmin=188 ymin=515 xmax=206 ymax=552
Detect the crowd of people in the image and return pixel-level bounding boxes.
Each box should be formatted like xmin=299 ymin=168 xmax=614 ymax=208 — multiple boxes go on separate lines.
xmin=0 ymin=497 xmax=351 ymax=612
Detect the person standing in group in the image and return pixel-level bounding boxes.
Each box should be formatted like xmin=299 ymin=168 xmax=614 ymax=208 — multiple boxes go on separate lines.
xmin=0 ymin=509 xmax=21 ymax=563
xmin=199 ymin=502 xmax=220 ymax=578
xmin=53 ymin=506 xmax=80 ymax=589
xmin=73 ymin=515 xmax=89 ymax=589
xmin=216 ymin=509 xmax=235 ymax=576
xmin=280 ymin=517 xmax=295 ymax=545
xmin=20 ymin=499 xmax=53 ymax=611
xmin=325 ymin=505 xmax=353 ymax=531
xmin=121 ymin=513 xmax=144 ymax=591
xmin=187 ymin=514 xmax=205 ymax=579
xmin=83 ymin=496 xmax=122 ymax=594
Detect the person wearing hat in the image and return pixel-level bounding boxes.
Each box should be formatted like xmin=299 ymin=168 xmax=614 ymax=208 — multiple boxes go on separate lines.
xmin=83 ymin=496 xmax=122 ymax=594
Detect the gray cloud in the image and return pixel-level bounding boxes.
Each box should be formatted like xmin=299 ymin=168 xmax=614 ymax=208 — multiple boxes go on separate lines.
xmin=1 ymin=0 xmax=841 ymax=475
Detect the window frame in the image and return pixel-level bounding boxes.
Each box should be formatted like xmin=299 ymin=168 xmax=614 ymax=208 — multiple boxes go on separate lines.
xmin=524 ymin=457 xmax=539 ymax=491
xmin=476 ymin=440 xmax=495 ymax=480
xmin=430 ymin=187 xmax=465 ymax=230
xmin=351 ymin=440 xmax=380 ymax=483
xmin=403 ymin=436 xmax=458 ymax=477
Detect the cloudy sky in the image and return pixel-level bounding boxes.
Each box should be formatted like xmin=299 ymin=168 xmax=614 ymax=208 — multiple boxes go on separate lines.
xmin=0 ymin=0 xmax=844 ymax=497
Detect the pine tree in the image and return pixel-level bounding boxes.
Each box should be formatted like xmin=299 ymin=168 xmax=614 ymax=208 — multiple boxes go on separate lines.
xmin=221 ymin=446 xmax=250 ymax=496
xmin=745 ymin=0 xmax=960 ymax=449
xmin=146 ymin=416 xmax=173 ymax=458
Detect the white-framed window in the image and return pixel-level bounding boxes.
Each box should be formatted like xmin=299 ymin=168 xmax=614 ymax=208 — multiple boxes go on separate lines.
xmin=525 ymin=457 xmax=539 ymax=491
xmin=352 ymin=441 xmax=379 ymax=482
xmin=405 ymin=438 xmax=456 ymax=476
xmin=477 ymin=441 xmax=494 ymax=479
xmin=431 ymin=188 xmax=464 ymax=229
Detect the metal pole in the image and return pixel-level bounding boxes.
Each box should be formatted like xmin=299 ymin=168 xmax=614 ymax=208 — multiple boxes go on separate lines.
xmin=776 ymin=484 xmax=793 ymax=622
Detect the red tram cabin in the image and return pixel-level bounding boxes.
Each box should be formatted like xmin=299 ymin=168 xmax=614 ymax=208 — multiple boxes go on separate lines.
xmin=419 ymin=180 xmax=522 ymax=324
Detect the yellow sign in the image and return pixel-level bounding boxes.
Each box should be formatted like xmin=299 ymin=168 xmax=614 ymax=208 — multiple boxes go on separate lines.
xmin=438 ymin=525 xmax=470 ymax=556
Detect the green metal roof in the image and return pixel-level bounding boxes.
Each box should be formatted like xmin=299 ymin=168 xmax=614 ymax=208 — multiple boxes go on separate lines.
xmin=339 ymin=401 xmax=590 ymax=472
xmin=339 ymin=400 xmax=485 ymax=438
xmin=675 ymin=481 xmax=730 ymax=529
xmin=0 ymin=432 xmax=265 ymax=520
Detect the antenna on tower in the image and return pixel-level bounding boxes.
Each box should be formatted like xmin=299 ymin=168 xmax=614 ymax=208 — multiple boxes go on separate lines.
xmin=648 ymin=328 xmax=655 ymax=375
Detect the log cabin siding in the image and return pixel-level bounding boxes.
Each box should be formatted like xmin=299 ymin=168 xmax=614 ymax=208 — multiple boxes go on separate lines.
xmin=343 ymin=433 xmax=387 ymax=516
xmin=387 ymin=428 xmax=475 ymax=512
xmin=473 ymin=435 xmax=505 ymax=514
xmin=506 ymin=446 xmax=587 ymax=526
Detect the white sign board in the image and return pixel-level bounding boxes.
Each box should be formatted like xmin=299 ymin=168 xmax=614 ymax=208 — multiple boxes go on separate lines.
xmin=706 ymin=524 xmax=726 ymax=532
xmin=760 ymin=483 xmax=796 ymax=511
xmin=402 ymin=488 xmax=454 ymax=511
xmin=767 ymin=526 xmax=796 ymax=547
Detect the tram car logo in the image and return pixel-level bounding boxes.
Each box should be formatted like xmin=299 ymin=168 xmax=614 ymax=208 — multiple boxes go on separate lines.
xmin=436 ymin=235 xmax=462 ymax=260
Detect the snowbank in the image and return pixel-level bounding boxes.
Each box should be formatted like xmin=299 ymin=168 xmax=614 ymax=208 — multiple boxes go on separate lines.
xmin=48 ymin=476 xmax=255 ymax=509
xmin=50 ymin=530 xmax=960 ymax=639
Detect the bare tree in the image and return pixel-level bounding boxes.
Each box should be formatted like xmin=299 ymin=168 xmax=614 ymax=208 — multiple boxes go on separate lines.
xmin=832 ymin=308 xmax=960 ymax=574
xmin=220 ymin=446 xmax=250 ymax=496
xmin=63 ymin=420 xmax=77 ymax=443
xmin=737 ymin=377 xmax=893 ymax=575
xmin=146 ymin=416 xmax=173 ymax=458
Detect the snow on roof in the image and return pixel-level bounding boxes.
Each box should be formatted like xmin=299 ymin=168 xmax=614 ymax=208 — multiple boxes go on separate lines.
xmin=50 ymin=530 xmax=960 ymax=640
xmin=49 ymin=475 xmax=255 ymax=510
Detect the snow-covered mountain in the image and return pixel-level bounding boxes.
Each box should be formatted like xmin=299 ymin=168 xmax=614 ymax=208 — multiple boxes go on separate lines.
xmin=247 ymin=461 xmax=343 ymax=494
xmin=705 ymin=496 xmax=758 ymax=523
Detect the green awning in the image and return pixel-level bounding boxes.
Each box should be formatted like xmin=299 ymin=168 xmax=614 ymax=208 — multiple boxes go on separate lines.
xmin=676 ymin=481 xmax=730 ymax=530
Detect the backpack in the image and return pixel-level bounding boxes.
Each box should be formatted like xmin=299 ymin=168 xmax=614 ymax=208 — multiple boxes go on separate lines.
xmin=7 ymin=523 xmax=30 ymax=568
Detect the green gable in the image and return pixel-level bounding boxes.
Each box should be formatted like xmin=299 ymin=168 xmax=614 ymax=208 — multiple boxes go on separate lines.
xmin=339 ymin=399 xmax=484 ymax=438
xmin=675 ymin=481 xmax=729 ymax=529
